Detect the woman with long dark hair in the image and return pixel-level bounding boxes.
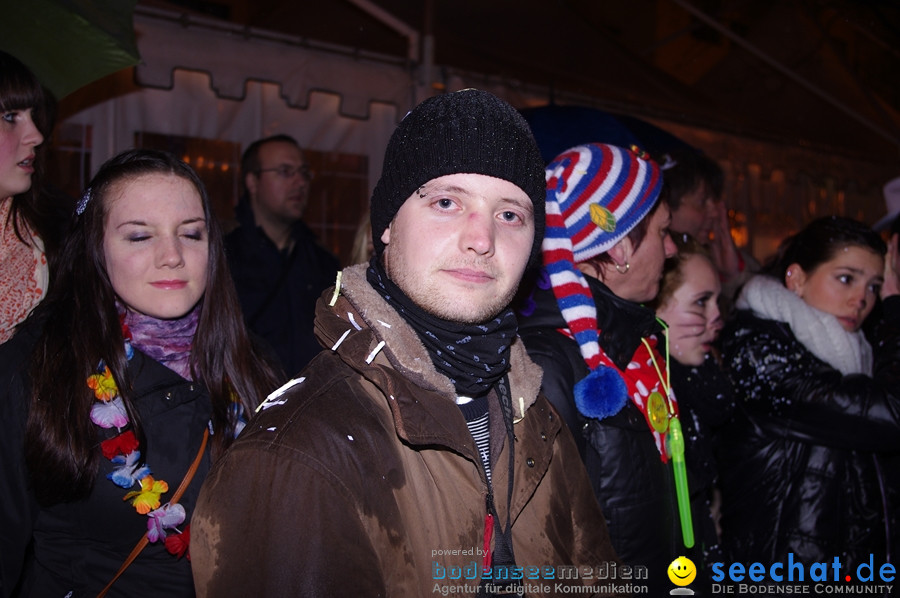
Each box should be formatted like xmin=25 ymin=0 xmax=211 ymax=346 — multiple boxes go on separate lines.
xmin=0 ymin=50 xmax=55 ymax=344
xmin=0 ymin=149 xmax=281 ymax=596
xmin=718 ymin=216 xmax=900 ymax=571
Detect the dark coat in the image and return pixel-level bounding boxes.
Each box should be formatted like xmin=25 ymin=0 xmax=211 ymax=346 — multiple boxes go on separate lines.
xmin=224 ymin=200 xmax=339 ymax=377
xmin=191 ymin=265 xmax=620 ymax=597
xmin=0 ymin=322 xmax=214 ymax=598
xmin=519 ymin=278 xmax=720 ymax=595
xmin=718 ymin=296 xmax=900 ymax=569
xmin=670 ymin=358 xmax=735 ymax=503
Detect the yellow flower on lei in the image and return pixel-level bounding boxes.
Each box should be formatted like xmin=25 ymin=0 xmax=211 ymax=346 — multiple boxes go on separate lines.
xmin=123 ymin=476 xmax=169 ymax=515
xmin=87 ymin=366 xmax=118 ymax=401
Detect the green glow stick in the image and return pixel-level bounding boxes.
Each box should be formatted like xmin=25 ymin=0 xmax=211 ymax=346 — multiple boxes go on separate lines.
xmin=668 ymin=417 xmax=694 ymax=548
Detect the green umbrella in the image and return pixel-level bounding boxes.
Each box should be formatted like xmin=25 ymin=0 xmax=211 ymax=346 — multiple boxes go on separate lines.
xmin=0 ymin=0 xmax=141 ymax=100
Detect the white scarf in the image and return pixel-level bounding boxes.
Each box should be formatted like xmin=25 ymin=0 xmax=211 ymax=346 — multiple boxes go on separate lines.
xmin=736 ymin=275 xmax=873 ymax=376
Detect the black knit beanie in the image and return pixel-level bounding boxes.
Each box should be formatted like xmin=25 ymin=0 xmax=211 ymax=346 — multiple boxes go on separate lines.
xmin=370 ymin=89 xmax=546 ymax=266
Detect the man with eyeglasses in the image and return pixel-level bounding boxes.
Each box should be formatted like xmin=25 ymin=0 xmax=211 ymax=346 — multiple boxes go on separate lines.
xmin=225 ymin=134 xmax=339 ymax=376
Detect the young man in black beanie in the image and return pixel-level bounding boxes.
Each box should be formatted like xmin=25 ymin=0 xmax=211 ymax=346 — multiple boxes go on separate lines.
xmin=190 ymin=89 xmax=621 ymax=597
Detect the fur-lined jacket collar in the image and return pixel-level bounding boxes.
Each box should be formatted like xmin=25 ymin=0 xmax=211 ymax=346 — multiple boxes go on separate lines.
xmin=313 ymin=264 xmax=543 ymax=444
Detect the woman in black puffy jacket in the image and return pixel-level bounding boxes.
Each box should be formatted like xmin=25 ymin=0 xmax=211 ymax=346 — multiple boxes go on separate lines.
xmin=718 ymin=216 xmax=900 ymax=571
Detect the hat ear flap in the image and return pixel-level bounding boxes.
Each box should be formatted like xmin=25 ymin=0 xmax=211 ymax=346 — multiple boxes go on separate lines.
xmin=544 ymin=189 xmax=605 ymax=374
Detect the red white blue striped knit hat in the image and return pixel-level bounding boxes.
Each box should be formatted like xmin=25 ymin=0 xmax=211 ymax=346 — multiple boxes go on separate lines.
xmin=543 ymin=143 xmax=662 ymax=407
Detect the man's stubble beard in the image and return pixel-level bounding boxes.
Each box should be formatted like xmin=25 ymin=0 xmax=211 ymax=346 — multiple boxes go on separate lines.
xmin=382 ymin=252 xmax=518 ymax=325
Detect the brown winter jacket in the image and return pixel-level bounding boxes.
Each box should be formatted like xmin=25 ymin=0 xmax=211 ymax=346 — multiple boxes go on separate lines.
xmin=191 ymin=264 xmax=621 ymax=597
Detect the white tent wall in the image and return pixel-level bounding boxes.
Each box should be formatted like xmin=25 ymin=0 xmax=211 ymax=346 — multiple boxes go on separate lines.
xmin=60 ymin=7 xmax=408 ymax=198
xmin=62 ymin=70 xmax=400 ymax=198
xmin=53 ymin=8 xmax=415 ymax=263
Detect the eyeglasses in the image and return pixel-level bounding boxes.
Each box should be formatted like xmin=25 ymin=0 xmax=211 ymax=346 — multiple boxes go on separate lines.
xmin=257 ymin=164 xmax=312 ymax=181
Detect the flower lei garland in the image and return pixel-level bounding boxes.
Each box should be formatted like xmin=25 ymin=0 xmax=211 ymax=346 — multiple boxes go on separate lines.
xmin=87 ymin=323 xmax=191 ymax=559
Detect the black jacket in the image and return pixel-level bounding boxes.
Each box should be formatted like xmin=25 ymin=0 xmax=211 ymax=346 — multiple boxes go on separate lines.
xmin=0 ymin=322 xmax=214 ymax=598
xmin=224 ymin=200 xmax=339 ymax=377
xmin=671 ymin=357 xmax=735 ymax=502
xmin=718 ymin=296 xmax=900 ymax=569
xmin=519 ymin=276 xmax=719 ymax=595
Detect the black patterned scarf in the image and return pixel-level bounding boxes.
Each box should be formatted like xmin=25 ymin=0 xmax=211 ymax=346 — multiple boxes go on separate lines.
xmin=367 ymin=258 xmax=516 ymax=398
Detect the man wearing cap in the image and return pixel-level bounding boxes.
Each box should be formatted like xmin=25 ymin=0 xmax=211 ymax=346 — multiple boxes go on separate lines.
xmin=190 ymin=90 xmax=619 ymax=596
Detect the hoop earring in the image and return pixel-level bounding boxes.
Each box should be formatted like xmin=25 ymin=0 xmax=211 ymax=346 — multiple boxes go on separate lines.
xmin=615 ymin=261 xmax=630 ymax=275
